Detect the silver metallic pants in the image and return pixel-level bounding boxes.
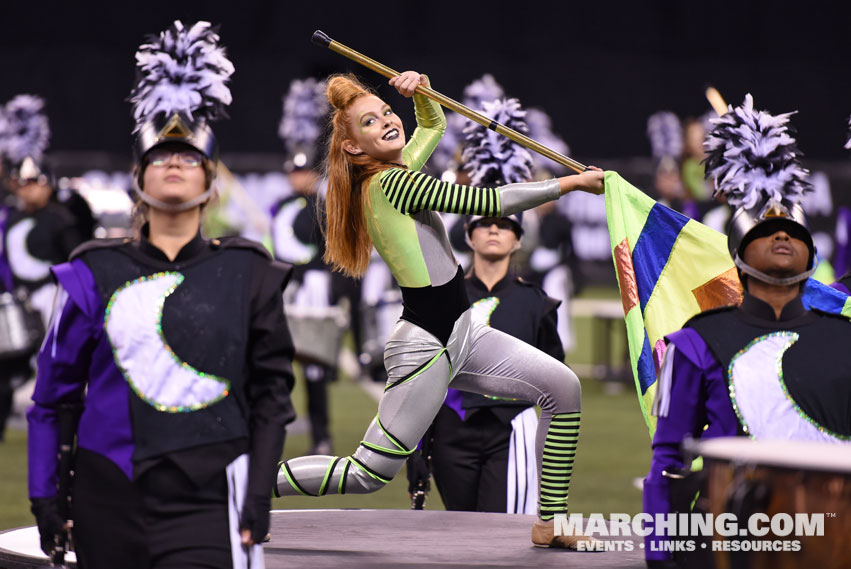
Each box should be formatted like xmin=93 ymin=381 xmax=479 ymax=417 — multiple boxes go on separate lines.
xmin=277 ymin=309 xmax=581 ymax=511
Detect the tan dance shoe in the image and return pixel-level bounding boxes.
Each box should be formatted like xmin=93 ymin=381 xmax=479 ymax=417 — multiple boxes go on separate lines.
xmin=531 ymin=520 xmax=603 ymax=551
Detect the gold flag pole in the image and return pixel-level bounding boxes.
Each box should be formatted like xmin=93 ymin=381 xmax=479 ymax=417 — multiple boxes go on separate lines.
xmin=705 ymin=86 xmax=729 ymax=117
xmin=312 ymin=30 xmax=587 ymax=174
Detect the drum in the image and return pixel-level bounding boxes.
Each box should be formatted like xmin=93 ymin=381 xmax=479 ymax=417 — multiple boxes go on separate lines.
xmin=358 ymin=288 xmax=403 ymax=380
xmin=0 ymin=292 xmax=45 ymax=360
xmin=0 ymin=526 xmax=75 ymax=568
xmin=284 ymin=302 xmax=350 ymax=368
xmin=686 ymin=437 xmax=851 ymax=569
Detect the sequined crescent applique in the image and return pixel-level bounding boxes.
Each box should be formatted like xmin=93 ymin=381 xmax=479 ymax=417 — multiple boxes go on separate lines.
xmin=728 ymin=332 xmax=850 ymax=442
xmin=105 ymin=272 xmax=230 ymax=412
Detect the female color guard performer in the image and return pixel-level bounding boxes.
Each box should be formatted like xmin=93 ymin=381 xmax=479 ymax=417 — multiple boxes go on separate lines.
xmin=276 ymin=71 xmax=604 ymax=549
xmin=27 ymin=21 xmax=295 ymax=568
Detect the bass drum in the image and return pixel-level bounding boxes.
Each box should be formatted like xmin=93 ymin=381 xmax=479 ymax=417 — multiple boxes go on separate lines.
xmin=0 ymin=292 xmax=45 ymax=360
xmin=687 ymin=437 xmax=851 ymax=569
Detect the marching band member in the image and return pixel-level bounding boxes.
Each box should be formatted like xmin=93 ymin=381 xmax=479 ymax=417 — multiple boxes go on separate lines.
xmin=27 ymin=21 xmax=295 ymax=568
xmin=644 ymin=95 xmax=851 ymax=568
xmin=411 ymin=96 xmax=565 ymax=515
xmin=0 ymin=95 xmax=82 ymax=442
xmin=272 ymin=77 xmax=337 ymax=455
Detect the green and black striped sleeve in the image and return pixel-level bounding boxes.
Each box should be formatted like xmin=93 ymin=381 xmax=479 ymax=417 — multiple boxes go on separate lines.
xmin=379 ymin=168 xmax=501 ymax=216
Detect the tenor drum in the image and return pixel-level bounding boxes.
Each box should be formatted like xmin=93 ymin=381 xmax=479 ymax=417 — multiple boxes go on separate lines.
xmin=284 ymin=302 xmax=350 ymax=368
xmin=0 ymin=292 xmax=44 ymax=360
xmin=686 ymin=437 xmax=851 ymax=569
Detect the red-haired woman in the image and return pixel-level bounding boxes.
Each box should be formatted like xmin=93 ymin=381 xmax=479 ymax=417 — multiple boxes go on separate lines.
xmin=276 ymin=71 xmax=604 ymax=549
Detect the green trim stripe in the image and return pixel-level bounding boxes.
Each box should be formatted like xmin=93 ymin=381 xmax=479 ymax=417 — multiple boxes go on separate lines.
xmin=317 ymin=458 xmax=341 ymax=497
xmin=384 ymin=348 xmax=446 ymax=392
xmin=280 ymin=461 xmax=313 ymax=497
xmin=360 ymin=440 xmax=413 ymax=457
xmin=348 ymin=456 xmax=391 ymax=484
xmin=338 ymin=461 xmax=350 ymax=494
xmin=375 ymin=415 xmax=409 ymax=453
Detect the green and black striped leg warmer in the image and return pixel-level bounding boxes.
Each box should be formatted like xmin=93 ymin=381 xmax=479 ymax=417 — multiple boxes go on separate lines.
xmin=539 ymin=411 xmax=580 ymax=521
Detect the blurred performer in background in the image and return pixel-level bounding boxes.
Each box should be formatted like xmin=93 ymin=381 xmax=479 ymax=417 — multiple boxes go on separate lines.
xmin=276 ymin=71 xmax=605 ymax=550
xmin=644 ymin=95 xmax=851 ymax=569
xmin=0 ymin=95 xmax=82 ymax=324
xmin=646 ymin=111 xmax=695 ymax=219
xmin=271 ymin=77 xmax=336 ymax=455
xmin=524 ymin=106 xmax=580 ymax=352
xmin=0 ymin=95 xmax=82 ymax=442
xmin=27 ymin=21 xmax=295 ymax=568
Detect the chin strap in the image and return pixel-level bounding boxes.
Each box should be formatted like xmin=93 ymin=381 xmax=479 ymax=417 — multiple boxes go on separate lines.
xmin=734 ymin=254 xmax=817 ymax=286
xmin=133 ymin=179 xmax=216 ymax=212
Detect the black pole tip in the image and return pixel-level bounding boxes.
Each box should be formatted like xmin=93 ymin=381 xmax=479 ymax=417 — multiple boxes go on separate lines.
xmin=312 ymin=30 xmax=332 ymax=48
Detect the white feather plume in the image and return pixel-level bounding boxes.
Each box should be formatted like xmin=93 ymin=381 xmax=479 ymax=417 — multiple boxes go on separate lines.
xmin=429 ymin=75 xmax=505 ymax=175
xmin=462 ymin=74 xmax=505 ymax=110
xmin=278 ymin=78 xmax=328 ymax=158
xmin=704 ymin=94 xmax=811 ymax=209
xmin=525 ymin=108 xmax=571 ymax=175
xmin=0 ymin=95 xmax=50 ymax=163
xmin=129 ymin=20 xmax=234 ymax=132
xmin=462 ymin=97 xmax=533 ymax=187
xmin=647 ymin=111 xmax=683 ymax=159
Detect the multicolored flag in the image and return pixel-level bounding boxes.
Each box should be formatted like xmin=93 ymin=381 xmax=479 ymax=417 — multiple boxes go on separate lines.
xmin=603 ymin=171 xmax=851 ymax=436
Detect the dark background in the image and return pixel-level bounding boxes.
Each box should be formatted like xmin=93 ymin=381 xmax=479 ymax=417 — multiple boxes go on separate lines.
xmin=1 ymin=0 xmax=850 ymax=164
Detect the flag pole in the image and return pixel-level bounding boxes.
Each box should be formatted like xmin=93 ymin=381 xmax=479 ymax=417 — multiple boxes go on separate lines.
xmin=705 ymin=86 xmax=728 ymax=117
xmin=311 ymin=30 xmax=587 ymax=174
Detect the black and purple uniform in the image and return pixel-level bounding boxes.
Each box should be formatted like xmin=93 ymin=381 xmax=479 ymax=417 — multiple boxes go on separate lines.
xmin=28 ymin=230 xmax=295 ymax=568
xmin=644 ymin=293 xmax=851 ymax=565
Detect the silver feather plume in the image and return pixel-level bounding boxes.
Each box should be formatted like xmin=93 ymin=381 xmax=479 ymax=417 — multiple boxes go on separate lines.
xmin=0 ymin=95 xmax=50 ymax=163
xmin=129 ymin=20 xmax=234 ymax=132
xmin=278 ymin=78 xmax=328 ymax=166
xmin=430 ymin=75 xmax=506 ymax=176
xmin=704 ymin=94 xmax=811 ymax=209
xmin=462 ymin=97 xmax=533 ymax=187
xmin=647 ymin=111 xmax=683 ymax=159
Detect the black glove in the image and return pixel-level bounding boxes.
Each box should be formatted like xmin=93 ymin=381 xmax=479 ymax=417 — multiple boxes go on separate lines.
xmin=405 ymin=451 xmax=430 ymax=496
xmin=239 ymin=493 xmax=271 ymax=545
xmin=30 ymin=497 xmax=66 ymax=557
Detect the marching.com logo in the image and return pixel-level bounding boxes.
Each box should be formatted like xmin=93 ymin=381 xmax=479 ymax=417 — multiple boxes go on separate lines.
xmin=554 ymin=513 xmax=826 ymax=552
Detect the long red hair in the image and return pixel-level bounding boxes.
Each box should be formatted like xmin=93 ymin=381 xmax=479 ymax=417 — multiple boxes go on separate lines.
xmin=322 ymin=74 xmax=398 ymax=277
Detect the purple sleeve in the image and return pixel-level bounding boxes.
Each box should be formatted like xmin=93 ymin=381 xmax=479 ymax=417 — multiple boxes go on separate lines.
xmin=643 ymin=328 xmax=720 ymax=561
xmin=0 ymin=207 xmax=12 ymax=291
xmin=27 ymin=260 xmax=98 ymax=499
xmin=829 ymin=281 xmax=850 ymax=296
xmin=443 ymin=388 xmax=466 ymax=421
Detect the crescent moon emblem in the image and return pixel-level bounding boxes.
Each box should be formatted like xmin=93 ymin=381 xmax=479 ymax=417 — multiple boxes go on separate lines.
xmin=105 ymin=272 xmax=230 ymax=412
xmin=272 ymin=198 xmax=317 ymax=265
xmin=6 ymin=217 xmax=53 ymax=282
xmin=470 ymin=296 xmax=500 ymax=327
xmin=729 ymin=332 xmax=846 ymax=442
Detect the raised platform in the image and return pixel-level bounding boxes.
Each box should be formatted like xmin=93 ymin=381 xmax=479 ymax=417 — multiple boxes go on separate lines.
xmin=1 ymin=510 xmax=646 ymax=569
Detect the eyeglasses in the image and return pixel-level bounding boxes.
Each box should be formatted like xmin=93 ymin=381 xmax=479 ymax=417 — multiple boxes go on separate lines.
xmin=470 ymin=218 xmax=516 ymax=232
xmin=147 ymin=149 xmax=204 ymax=168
